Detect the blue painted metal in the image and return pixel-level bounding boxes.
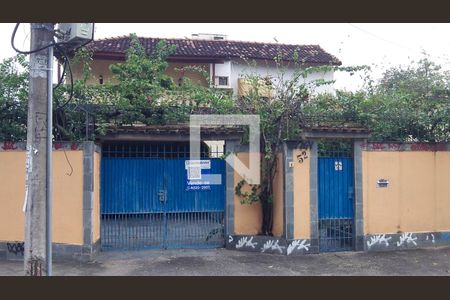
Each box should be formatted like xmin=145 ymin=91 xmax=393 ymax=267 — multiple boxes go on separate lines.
xmin=101 ymin=158 xmax=165 ymax=213
xmin=318 ymin=157 xmax=354 ymax=219
xmin=101 ymin=151 xmax=226 ymax=251
xmin=318 ymin=156 xmax=354 ymax=252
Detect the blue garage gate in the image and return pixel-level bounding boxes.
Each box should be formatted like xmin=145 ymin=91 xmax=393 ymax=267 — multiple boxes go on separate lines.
xmin=318 ymin=142 xmax=355 ymax=252
xmin=100 ymin=142 xmax=226 ymax=250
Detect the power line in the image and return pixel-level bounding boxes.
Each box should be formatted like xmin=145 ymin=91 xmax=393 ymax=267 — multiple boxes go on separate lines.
xmin=348 ymin=23 xmax=450 ymax=65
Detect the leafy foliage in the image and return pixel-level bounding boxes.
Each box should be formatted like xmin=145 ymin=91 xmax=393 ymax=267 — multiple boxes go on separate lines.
xmin=56 ymin=34 xmax=235 ymax=140
xmin=2 ymin=34 xmax=449 ymax=237
xmin=233 ymin=57 xmax=354 ymax=235
xmin=303 ymin=58 xmax=450 ymax=142
xmin=0 ymin=55 xmax=29 ymax=141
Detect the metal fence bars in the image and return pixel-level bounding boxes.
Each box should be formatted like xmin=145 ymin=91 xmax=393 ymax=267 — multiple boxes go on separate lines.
xmin=100 ymin=141 xmax=226 ymax=250
xmin=317 ymin=140 xmax=355 ymax=252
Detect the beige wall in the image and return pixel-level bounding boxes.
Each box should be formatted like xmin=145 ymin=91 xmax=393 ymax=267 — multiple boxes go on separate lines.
xmin=165 ymin=62 xmax=209 ymax=87
xmin=0 ymin=152 xmax=27 ymax=242
xmin=209 ymin=144 xmax=450 ymax=239
xmin=72 ymin=59 xmax=209 ymax=87
xmin=0 ymin=151 xmax=85 ymax=245
xmin=71 ymin=59 xmax=118 ymax=85
xmin=272 ymin=153 xmax=284 ymax=237
xmin=292 ymin=148 xmax=311 ymax=239
xmin=232 ymin=149 xmax=311 ymax=238
xmin=233 ymin=152 xmax=262 ymax=235
xmin=363 ymin=150 xmax=450 ymax=234
xmin=93 ymin=151 xmax=101 ymax=243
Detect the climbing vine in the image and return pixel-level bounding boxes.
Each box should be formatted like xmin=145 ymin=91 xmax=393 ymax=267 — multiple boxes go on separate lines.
xmin=3 ymin=33 xmax=447 ymax=237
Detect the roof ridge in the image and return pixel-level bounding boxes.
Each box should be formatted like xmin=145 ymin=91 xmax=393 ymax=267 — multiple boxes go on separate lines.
xmin=92 ymin=35 xmax=322 ymax=48
xmin=94 ymin=35 xmax=130 ymax=41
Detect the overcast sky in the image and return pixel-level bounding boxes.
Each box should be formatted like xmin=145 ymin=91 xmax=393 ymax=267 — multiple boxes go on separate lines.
xmin=1 ymin=23 xmax=450 ymax=90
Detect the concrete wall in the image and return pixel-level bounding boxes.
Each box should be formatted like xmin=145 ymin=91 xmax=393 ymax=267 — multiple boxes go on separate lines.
xmin=165 ymin=62 xmax=209 ymax=87
xmin=71 ymin=59 xmax=118 ymax=85
xmin=232 ymin=152 xmax=285 ymax=237
xmin=0 ymin=148 xmax=84 ymax=245
xmin=0 ymin=151 xmax=26 ymax=242
xmin=93 ymin=150 xmax=101 ymax=243
xmin=272 ymin=153 xmax=284 ymax=237
xmin=362 ymin=144 xmax=450 ymax=235
xmin=229 ymin=141 xmax=450 ymax=254
xmin=230 ymin=58 xmax=335 ymax=95
xmin=71 ymin=59 xmax=209 ymax=87
xmin=292 ymin=148 xmax=311 ymax=240
xmin=0 ymin=142 xmax=101 ymax=251
xmin=72 ymin=58 xmax=335 ymax=96
xmin=233 ymin=152 xmax=262 ymax=235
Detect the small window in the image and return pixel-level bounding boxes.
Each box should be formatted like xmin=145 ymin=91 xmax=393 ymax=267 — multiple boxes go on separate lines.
xmin=217 ymin=76 xmax=229 ymax=86
xmin=214 ymin=36 xmax=224 ymax=40
xmin=178 ymin=76 xmax=184 ymax=87
xmin=264 ymin=76 xmax=272 ymax=86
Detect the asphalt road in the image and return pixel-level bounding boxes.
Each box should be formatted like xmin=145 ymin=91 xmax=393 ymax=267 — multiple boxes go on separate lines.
xmin=1 ymin=246 xmax=450 ymax=276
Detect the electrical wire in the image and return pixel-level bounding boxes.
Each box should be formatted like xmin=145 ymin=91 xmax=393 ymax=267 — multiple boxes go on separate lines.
xmin=53 ymin=42 xmax=74 ymax=111
xmin=12 ymin=22 xmax=95 ymax=140
xmin=348 ymin=23 xmax=450 ymax=65
xmin=11 ymin=23 xmax=93 ymax=112
xmin=11 ymin=23 xmax=56 ymax=54
xmin=12 ymin=23 xmax=94 ymax=176
xmin=52 ymin=23 xmax=95 ymax=110
xmin=53 ymin=59 xmax=67 ymax=91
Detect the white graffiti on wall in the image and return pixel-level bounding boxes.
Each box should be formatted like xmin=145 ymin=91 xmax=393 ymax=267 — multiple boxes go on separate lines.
xmin=287 ymin=240 xmax=310 ymax=255
xmin=228 ymin=235 xmax=234 ymax=243
xmin=396 ymin=233 xmax=417 ymax=247
xmin=235 ymin=236 xmax=258 ymax=249
xmin=425 ymin=234 xmax=435 ymax=244
xmin=366 ymin=234 xmax=392 ymax=248
xmin=261 ymin=240 xmax=285 ymax=254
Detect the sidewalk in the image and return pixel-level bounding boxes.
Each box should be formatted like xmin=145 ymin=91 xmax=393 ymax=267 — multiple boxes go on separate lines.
xmin=1 ymin=247 xmax=449 ymax=276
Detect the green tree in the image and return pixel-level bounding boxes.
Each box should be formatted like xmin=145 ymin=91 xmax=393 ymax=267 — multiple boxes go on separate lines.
xmin=0 ymin=54 xmax=29 ymax=141
xmin=372 ymin=58 xmax=450 ymax=142
xmin=303 ymin=58 xmax=450 ymax=143
xmin=234 ymin=57 xmax=361 ymax=235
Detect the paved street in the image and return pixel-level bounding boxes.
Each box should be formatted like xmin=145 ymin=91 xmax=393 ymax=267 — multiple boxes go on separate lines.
xmin=1 ymin=247 xmax=450 ymax=276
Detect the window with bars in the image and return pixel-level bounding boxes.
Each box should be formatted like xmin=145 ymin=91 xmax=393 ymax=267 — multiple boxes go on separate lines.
xmin=102 ymin=141 xmax=224 ymax=159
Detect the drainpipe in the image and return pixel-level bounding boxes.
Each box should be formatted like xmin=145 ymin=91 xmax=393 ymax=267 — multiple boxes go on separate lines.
xmin=212 ymin=63 xmax=216 ymax=87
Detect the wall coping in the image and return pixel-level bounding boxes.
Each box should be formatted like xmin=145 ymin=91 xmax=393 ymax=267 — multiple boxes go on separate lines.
xmin=0 ymin=141 xmax=100 ymax=152
xmin=361 ymin=142 xmax=450 ymax=152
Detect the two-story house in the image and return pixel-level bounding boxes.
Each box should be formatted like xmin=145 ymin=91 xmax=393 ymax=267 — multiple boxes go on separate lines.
xmin=72 ymin=33 xmax=341 ymax=95
xmin=53 ymin=34 xmax=346 ymax=252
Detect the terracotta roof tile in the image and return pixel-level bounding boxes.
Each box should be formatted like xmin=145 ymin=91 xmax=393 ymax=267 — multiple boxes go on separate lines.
xmin=88 ymin=36 xmax=341 ymax=65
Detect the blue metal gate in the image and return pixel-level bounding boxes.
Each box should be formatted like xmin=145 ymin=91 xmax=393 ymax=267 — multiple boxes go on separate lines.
xmin=318 ymin=143 xmax=354 ymax=252
xmin=100 ymin=142 xmax=226 ymax=250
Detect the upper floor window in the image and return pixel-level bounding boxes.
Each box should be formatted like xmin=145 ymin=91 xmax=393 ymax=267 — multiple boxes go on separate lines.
xmin=263 ymin=76 xmax=272 ymax=86
xmin=218 ymin=76 xmax=228 ymax=86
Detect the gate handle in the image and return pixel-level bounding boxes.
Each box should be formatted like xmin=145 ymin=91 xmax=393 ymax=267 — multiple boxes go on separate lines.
xmin=158 ymin=190 xmax=166 ymax=202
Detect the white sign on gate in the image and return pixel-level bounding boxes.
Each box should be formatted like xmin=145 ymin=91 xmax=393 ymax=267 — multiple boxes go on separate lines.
xmin=185 ymin=160 xmax=211 ymax=180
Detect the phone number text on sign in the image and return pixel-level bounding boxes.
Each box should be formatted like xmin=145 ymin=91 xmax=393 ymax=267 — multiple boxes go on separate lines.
xmin=185 ymin=160 xmax=212 ymax=191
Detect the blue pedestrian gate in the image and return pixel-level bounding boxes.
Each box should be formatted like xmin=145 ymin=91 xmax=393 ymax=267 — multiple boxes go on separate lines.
xmin=318 ymin=144 xmax=355 ymax=252
xmin=100 ymin=142 xmax=226 ymax=250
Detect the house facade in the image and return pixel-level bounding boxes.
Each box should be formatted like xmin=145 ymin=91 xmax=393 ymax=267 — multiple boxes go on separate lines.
xmin=3 ymin=34 xmax=448 ymax=262
xmin=71 ymin=34 xmax=340 ymax=95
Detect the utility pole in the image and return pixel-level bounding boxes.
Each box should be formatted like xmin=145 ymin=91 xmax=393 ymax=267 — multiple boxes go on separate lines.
xmin=24 ymin=23 xmax=54 ymax=276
